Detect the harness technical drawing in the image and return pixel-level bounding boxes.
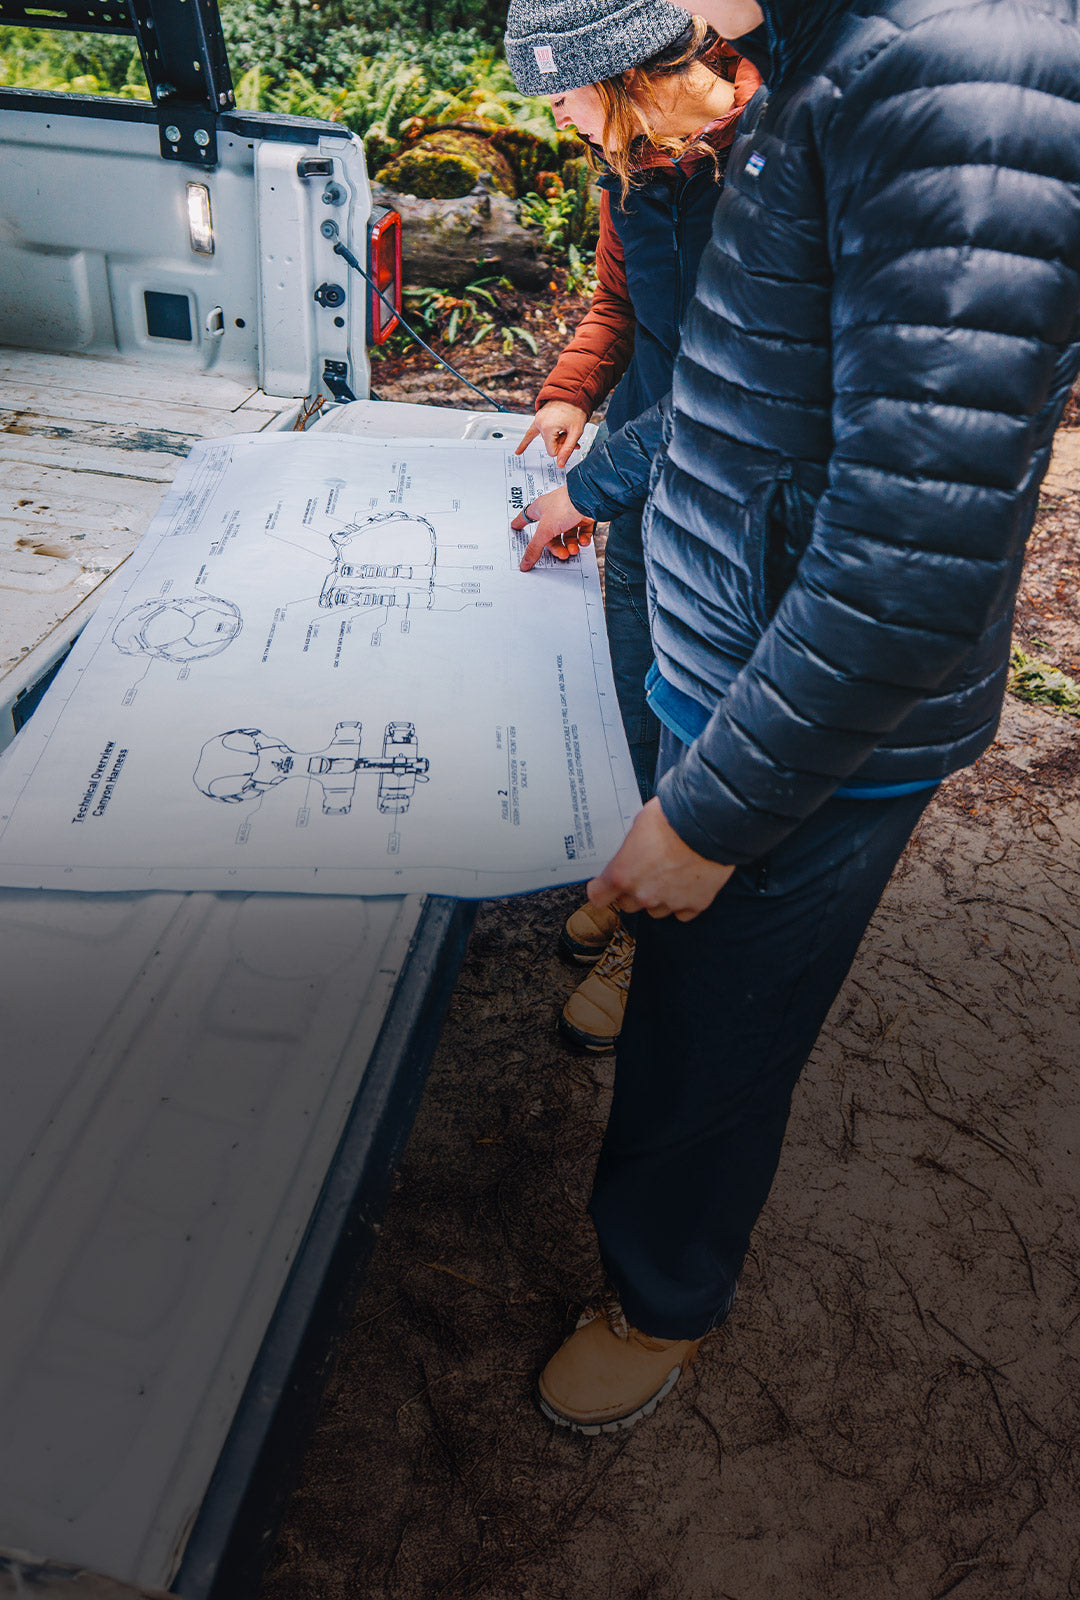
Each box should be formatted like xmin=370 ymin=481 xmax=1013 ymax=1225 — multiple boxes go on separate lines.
xmin=319 ymin=512 xmax=437 ymax=611
xmin=193 ymin=720 xmax=430 ymax=814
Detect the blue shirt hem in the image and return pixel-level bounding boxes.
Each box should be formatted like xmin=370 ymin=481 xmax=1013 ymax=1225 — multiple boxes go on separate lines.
xmin=644 ymin=663 xmax=940 ymax=801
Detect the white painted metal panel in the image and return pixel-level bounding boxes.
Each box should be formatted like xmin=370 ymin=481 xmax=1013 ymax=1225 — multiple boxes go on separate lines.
xmin=0 ymin=397 xmax=500 ymax=1590
xmin=0 ymin=111 xmax=261 ymax=378
xmin=254 ymin=136 xmax=372 ymax=403
xmin=0 ymin=886 xmax=424 ymax=1586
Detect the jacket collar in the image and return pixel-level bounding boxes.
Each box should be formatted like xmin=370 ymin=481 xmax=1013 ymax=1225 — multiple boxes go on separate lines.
xmin=593 ymin=124 xmax=733 ymax=192
xmin=733 ymin=0 xmax=855 ymax=87
xmin=628 ymin=102 xmax=752 ymax=175
xmin=591 ymin=49 xmax=764 ymax=181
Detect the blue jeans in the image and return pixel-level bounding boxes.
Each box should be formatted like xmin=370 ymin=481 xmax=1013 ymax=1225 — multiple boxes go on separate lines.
xmin=589 ymin=727 xmax=938 ymax=1339
xmin=604 ymin=511 xmax=660 ymax=803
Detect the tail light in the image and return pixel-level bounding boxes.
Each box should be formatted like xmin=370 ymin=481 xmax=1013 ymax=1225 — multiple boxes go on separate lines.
xmin=366 ymin=206 xmax=402 ymax=344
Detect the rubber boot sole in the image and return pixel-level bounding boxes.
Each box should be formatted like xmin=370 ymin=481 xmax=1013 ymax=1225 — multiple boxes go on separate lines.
xmin=537 ymin=1347 xmax=697 ymax=1436
xmin=557 ymin=1010 xmax=619 ymax=1054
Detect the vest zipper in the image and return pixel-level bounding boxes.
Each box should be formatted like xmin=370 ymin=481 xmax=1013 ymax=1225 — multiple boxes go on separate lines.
xmin=673 ymin=168 xmax=691 ymax=322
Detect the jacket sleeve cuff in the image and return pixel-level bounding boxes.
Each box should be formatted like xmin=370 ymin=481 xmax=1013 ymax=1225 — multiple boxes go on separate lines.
xmin=535 ymin=381 xmax=585 ymax=413
xmin=536 ymin=371 xmax=603 ymax=417
xmin=565 ymin=457 xmax=631 ymax=523
xmin=565 ymin=399 xmax=667 ymax=521
xmin=656 ymin=746 xmax=799 ymax=867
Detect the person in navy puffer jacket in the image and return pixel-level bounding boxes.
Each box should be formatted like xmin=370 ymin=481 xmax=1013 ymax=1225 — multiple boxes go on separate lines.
xmin=515 ymin=0 xmax=1080 ymax=1435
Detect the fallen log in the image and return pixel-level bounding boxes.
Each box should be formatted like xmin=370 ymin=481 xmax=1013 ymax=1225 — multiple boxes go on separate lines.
xmin=372 ymin=179 xmax=553 ymax=293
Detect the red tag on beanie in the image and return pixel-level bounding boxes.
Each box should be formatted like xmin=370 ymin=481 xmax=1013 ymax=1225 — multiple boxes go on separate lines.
xmin=534 ymin=44 xmax=557 ymax=73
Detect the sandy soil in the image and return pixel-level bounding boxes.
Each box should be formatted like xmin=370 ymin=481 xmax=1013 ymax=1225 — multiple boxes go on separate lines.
xmin=257 ymin=397 xmax=1080 ymax=1600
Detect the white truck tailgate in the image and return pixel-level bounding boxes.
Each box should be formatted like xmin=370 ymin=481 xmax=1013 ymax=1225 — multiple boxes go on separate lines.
xmin=1 ymin=889 xmax=419 ymax=1583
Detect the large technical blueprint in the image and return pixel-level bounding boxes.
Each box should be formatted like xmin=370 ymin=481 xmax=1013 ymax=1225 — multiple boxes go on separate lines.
xmin=0 ymin=432 xmax=640 ymax=895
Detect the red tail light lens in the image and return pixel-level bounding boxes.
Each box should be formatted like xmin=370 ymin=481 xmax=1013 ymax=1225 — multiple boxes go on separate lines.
xmin=366 ymin=206 xmax=402 ymax=345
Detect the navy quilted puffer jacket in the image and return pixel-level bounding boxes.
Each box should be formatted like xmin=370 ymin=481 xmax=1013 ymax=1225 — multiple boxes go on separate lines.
xmin=579 ymin=0 xmax=1080 ymax=866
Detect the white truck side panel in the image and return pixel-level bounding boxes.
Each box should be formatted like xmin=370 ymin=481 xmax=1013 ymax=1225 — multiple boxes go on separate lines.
xmin=1 ymin=104 xmax=372 ymax=399
xmin=0 ymin=110 xmax=260 ymax=377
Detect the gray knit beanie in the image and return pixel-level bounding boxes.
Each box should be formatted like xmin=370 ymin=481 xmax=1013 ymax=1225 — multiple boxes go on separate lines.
xmin=504 ymin=0 xmax=694 ymax=96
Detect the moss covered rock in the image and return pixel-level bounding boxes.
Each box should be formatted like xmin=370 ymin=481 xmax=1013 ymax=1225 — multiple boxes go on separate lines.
xmin=377 ymin=147 xmax=481 ymax=199
xmin=377 ymin=130 xmax=516 ymax=199
xmin=486 ymin=125 xmax=559 ymax=195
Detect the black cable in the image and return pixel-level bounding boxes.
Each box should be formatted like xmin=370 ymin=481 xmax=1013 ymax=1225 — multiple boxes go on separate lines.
xmin=332 ymin=239 xmax=512 ymax=414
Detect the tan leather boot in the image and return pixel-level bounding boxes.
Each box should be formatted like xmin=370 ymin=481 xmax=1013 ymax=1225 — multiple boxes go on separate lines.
xmin=559 ymin=899 xmax=621 ymax=964
xmin=558 ymin=923 xmax=634 ymax=1051
xmin=538 ymin=1297 xmax=702 ymax=1435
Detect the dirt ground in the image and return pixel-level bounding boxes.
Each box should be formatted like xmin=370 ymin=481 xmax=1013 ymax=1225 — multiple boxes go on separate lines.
xmin=257 ymin=378 xmax=1080 ymax=1599
xmin=367 ymin=273 xmax=595 ymax=418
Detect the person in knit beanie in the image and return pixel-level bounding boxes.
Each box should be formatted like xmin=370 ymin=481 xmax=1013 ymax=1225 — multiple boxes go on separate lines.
xmin=505 ymin=0 xmax=697 ymax=97
xmin=505 ymin=3 xmax=761 ymax=1056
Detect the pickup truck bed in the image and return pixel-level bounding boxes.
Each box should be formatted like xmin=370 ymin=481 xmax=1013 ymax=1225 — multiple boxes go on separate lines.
xmin=0 ymin=60 xmax=519 ymax=1591
xmin=0 ymin=383 xmax=523 ymax=1599
xmin=0 ymin=347 xmax=297 ymax=738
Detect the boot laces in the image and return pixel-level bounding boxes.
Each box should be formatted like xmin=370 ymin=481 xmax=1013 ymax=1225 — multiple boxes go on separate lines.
xmin=576 ymin=1289 xmax=630 ymax=1340
xmin=591 ymin=925 xmax=635 ymax=992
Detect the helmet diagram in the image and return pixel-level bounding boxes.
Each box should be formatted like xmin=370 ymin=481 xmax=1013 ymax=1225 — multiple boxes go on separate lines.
xmin=319 ymin=513 xmax=438 ymax=612
xmin=112 ymin=595 xmax=243 ymax=662
xmin=117 ymin=512 xmax=471 ymax=682
xmin=193 ymin=720 xmax=430 ymax=816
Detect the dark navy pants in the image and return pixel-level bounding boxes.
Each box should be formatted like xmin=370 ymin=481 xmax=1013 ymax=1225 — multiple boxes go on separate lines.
xmin=589 ymin=727 xmax=937 ymax=1339
xmin=604 ymin=511 xmax=660 ymax=803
